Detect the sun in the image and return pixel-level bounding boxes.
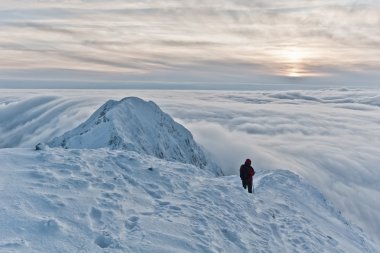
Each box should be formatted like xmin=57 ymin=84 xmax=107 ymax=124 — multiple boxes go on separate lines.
xmin=276 ymin=47 xmax=313 ymax=77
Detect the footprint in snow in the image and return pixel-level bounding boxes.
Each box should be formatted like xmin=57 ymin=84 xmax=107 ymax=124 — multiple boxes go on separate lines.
xmin=90 ymin=207 xmax=102 ymax=222
xmin=94 ymin=232 xmax=120 ymax=249
xmin=157 ymin=200 xmax=170 ymax=206
xmin=101 ymin=192 xmax=123 ymax=201
xmin=168 ymin=205 xmax=181 ymax=212
xmin=145 ymin=188 xmax=165 ymax=199
xmin=155 ymin=200 xmax=182 ymax=217
xmin=38 ymin=219 xmax=60 ymax=234
xmin=124 ymin=216 xmax=139 ymax=231
xmin=221 ymin=228 xmax=248 ymax=251
xmin=95 ymin=234 xmax=112 ymax=248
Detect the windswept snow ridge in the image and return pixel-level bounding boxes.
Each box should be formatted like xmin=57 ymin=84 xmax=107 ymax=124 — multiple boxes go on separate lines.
xmin=45 ymin=97 xmax=220 ymax=174
xmin=0 ymin=148 xmax=375 ymax=253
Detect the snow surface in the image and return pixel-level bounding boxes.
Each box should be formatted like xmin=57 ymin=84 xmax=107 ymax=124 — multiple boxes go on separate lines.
xmin=43 ymin=97 xmax=220 ymax=175
xmin=0 ymin=95 xmax=377 ymax=252
xmin=0 ymin=148 xmax=375 ymax=253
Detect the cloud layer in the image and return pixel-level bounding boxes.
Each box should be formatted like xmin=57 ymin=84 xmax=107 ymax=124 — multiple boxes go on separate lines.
xmin=0 ymin=0 xmax=379 ymax=87
xmin=1 ymin=88 xmax=380 ymax=246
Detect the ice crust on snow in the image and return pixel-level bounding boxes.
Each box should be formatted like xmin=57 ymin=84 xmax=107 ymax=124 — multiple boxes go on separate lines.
xmin=45 ymin=97 xmax=218 ymax=173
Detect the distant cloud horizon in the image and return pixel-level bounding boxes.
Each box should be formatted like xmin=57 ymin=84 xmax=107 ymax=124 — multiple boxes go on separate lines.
xmin=0 ymin=0 xmax=379 ymax=88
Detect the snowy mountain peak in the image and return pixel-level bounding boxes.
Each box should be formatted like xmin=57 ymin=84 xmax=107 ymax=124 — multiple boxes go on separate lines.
xmin=45 ymin=97 xmax=217 ymax=172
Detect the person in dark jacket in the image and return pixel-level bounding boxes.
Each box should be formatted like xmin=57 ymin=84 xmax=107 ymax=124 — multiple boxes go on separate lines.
xmin=240 ymin=159 xmax=255 ymax=193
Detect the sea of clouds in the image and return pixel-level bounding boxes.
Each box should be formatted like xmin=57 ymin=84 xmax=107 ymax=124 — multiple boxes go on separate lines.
xmin=1 ymin=88 xmax=379 ymax=246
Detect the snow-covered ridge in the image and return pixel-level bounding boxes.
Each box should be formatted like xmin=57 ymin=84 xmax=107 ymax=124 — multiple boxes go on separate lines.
xmin=0 ymin=148 xmax=375 ymax=253
xmin=43 ymin=97 xmax=220 ymax=174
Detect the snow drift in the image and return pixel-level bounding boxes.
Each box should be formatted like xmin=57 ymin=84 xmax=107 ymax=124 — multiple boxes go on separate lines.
xmin=42 ymin=97 xmax=220 ymax=174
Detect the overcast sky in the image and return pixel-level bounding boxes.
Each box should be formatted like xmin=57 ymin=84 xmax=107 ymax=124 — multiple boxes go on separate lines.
xmin=0 ymin=0 xmax=379 ymax=89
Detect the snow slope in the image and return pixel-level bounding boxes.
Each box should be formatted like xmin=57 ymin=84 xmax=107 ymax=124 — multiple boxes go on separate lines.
xmin=0 ymin=95 xmax=376 ymax=252
xmin=0 ymin=148 xmax=375 ymax=253
xmin=44 ymin=97 xmax=220 ymax=174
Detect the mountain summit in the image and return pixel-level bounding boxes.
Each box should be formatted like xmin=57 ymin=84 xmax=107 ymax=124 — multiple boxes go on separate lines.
xmin=45 ymin=97 xmax=217 ymax=172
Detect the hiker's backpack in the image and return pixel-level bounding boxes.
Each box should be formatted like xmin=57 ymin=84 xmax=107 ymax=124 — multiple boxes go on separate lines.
xmin=240 ymin=165 xmax=250 ymax=180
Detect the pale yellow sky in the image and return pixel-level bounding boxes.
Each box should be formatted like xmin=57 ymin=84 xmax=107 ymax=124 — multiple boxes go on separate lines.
xmin=0 ymin=0 xmax=379 ymax=88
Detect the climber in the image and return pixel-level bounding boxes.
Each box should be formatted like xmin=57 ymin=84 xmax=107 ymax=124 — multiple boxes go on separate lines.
xmin=240 ymin=159 xmax=255 ymax=193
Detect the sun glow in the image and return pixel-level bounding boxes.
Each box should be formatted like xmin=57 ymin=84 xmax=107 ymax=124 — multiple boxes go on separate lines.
xmin=277 ymin=47 xmax=315 ymax=77
xmin=280 ymin=48 xmax=306 ymax=63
